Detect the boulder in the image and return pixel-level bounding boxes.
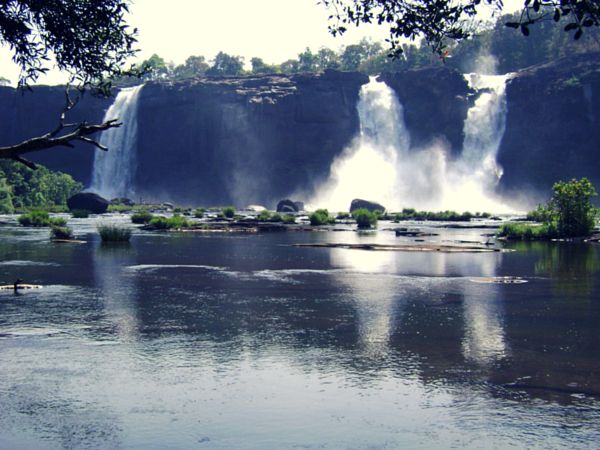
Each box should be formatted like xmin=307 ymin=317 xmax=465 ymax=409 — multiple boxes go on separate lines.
xmin=67 ymin=192 xmax=109 ymax=214
xmin=350 ymin=199 xmax=386 ymax=213
xmin=276 ymin=199 xmax=299 ymax=213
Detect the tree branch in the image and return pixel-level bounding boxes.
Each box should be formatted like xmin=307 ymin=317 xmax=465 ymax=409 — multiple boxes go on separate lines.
xmin=0 ymin=119 xmax=121 ymax=167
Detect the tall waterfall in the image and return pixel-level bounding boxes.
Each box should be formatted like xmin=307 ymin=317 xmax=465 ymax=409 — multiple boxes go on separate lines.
xmin=310 ymin=74 xmax=513 ymax=213
xmin=89 ymin=85 xmax=143 ymax=200
xmin=308 ymin=77 xmax=410 ymax=211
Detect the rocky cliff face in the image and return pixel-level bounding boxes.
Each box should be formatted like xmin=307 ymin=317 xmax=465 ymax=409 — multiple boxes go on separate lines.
xmin=379 ymin=68 xmax=472 ymax=155
xmin=0 ymin=71 xmax=367 ymax=207
xmin=497 ymin=53 xmax=600 ymax=202
xmin=135 ymin=70 xmax=367 ymax=206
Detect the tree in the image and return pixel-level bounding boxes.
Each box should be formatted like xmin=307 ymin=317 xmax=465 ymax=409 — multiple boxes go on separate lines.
xmin=298 ymin=47 xmax=318 ymax=72
xmin=0 ymin=0 xmax=137 ymax=168
xmin=549 ymin=178 xmax=598 ymax=237
xmin=206 ymin=52 xmax=245 ymax=76
xmin=322 ymin=0 xmax=600 ymax=57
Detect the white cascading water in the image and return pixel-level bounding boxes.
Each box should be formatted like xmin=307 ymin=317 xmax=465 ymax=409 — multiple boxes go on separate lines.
xmin=309 ymin=77 xmax=410 ymax=211
xmin=89 ymin=85 xmax=143 ymax=200
xmin=310 ymin=73 xmax=514 ymax=213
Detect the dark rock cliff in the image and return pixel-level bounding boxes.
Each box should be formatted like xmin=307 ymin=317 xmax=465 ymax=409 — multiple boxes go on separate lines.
xmin=135 ymin=70 xmax=367 ymax=206
xmin=379 ymin=68 xmax=472 ymax=155
xmin=0 ymin=71 xmax=367 ymax=207
xmin=497 ymin=53 xmax=600 ymax=202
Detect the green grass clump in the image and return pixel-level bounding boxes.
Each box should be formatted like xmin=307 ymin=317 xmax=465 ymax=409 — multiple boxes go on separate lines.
xmin=18 ymin=210 xmax=67 ymax=227
xmin=71 ymin=209 xmax=90 ymax=218
xmin=131 ymin=209 xmax=154 ymax=224
xmin=309 ymin=209 xmax=335 ymax=226
xmin=393 ymin=209 xmax=485 ymax=222
xmin=107 ymin=203 xmax=132 ymax=213
xmin=194 ymin=208 xmax=205 ymax=218
xmin=223 ymin=206 xmax=235 ymax=218
xmin=50 ymin=226 xmax=74 ymax=240
xmin=148 ymin=214 xmax=190 ymax=230
xmin=497 ymin=222 xmax=559 ymax=240
xmin=97 ymin=224 xmax=132 ymax=242
xmin=282 ymin=214 xmax=296 ymax=224
xmin=352 ymin=208 xmax=378 ymax=229
xmin=257 ymin=210 xmax=271 ymax=221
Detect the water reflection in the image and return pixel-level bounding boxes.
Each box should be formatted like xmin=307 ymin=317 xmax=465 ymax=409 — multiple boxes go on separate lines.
xmin=94 ymin=243 xmax=139 ymax=341
xmin=329 ymin=248 xmax=399 ymax=357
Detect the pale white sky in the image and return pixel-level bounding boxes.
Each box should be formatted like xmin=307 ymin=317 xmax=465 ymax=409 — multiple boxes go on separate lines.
xmin=0 ymin=0 xmax=523 ymax=86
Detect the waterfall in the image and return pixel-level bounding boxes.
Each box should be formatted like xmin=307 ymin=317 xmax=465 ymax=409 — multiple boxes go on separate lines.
xmin=310 ymin=73 xmax=514 ymax=213
xmin=89 ymin=85 xmax=143 ymax=200
xmin=308 ymin=77 xmax=410 ymax=211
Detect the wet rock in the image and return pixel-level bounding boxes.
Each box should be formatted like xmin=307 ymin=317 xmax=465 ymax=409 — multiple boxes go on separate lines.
xmin=350 ymin=199 xmax=386 ymax=213
xmin=67 ymin=192 xmax=109 ymax=214
xmin=277 ymin=199 xmax=299 ymax=213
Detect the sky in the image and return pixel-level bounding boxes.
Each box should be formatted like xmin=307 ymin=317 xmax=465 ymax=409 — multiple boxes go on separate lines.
xmin=0 ymin=0 xmax=524 ymax=86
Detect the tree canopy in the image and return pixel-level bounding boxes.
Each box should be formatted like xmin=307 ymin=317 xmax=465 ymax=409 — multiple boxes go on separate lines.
xmin=0 ymin=0 xmax=137 ymax=89
xmin=322 ymin=0 xmax=600 ymax=57
xmin=0 ymin=0 xmax=137 ymax=168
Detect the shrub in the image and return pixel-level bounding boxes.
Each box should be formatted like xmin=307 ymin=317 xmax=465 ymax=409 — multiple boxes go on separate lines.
xmin=131 ymin=209 xmax=153 ymax=224
xmin=270 ymin=213 xmax=282 ymax=222
xmin=223 ymin=206 xmax=235 ymax=218
xmin=497 ymin=222 xmax=559 ymax=240
xmin=71 ymin=209 xmax=90 ymax=218
xmin=194 ymin=208 xmax=205 ymax=218
xmin=282 ymin=214 xmax=296 ymax=224
xmin=352 ymin=208 xmax=378 ymax=229
xmin=257 ymin=210 xmax=271 ymax=221
xmin=148 ymin=214 xmax=190 ymax=230
xmin=50 ymin=225 xmax=74 ymax=240
xmin=549 ymin=178 xmax=597 ymax=237
xmin=526 ymin=204 xmax=553 ymax=223
xmin=309 ymin=209 xmax=335 ymax=226
xmin=336 ymin=212 xmax=350 ymax=219
xmin=148 ymin=216 xmax=169 ymax=229
xmin=107 ymin=203 xmax=131 ymax=213
xmin=18 ymin=210 xmax=66 ymax=227
xmin=97 ymin=224 xmax=132 ymax=242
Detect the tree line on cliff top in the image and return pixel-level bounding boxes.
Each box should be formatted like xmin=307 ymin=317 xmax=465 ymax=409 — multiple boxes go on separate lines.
xmin=120 ymin=9 xmax=600 ymax=84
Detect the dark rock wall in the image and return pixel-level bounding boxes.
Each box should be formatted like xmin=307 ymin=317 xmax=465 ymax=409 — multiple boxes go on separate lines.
xmin=135 ymin=71 xmax=367 ymax=206
xmin=497 ymin=53 xmax=600 ymax=202
xmin=379 ymin=68 xmax=472 ymax=155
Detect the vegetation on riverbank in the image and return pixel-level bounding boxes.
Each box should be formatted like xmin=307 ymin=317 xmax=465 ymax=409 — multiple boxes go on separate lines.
xmin=498 ymin=178 xmax=598 ymax=240
xmin=392 ymin=209 xmax=492 ymax=222
xmin=0 ymin=161 xmax=82 ymax=214
xmin=18 ymin=210 xmax=67 ymax=227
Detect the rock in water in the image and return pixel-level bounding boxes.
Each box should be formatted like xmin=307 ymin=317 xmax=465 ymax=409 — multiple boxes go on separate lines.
xmin=276 ymin=199 xmax=299 ymax=213
xmin=349 ymin=199 xmax=386 ymax=213
xmin=67 ymin=193 xmax=109 ymax=214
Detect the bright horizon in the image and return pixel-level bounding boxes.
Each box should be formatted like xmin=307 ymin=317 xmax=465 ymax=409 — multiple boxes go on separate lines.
xmin=0 ymin=0 xmax=524 ymax=86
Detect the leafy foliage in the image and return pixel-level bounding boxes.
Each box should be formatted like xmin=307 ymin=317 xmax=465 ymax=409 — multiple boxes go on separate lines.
xmin=309 ymin=209 xmax=335 ymax=226
xmin=321 ymin=0 xmax=600 ymax=58
xmin=352 ymin=208 xmax=378 ymax=228
xmin=497 ymin=222 xmax=559 ymax=240
xmin=393 ymin=209 xmax=489 ymax=221
xmin=50 ymin=225 xmax=74 ymax=240
xmin=0 ymin=160 xmax=82 ymax=210
xmin=0 ymin=0 xmax=137 ymax=89
xmin=18 ymin=210 xmax=66 ymax=227
xmin=223 ymin=206 xmax=236 ymax=218
xmin=131 ymin=210 xmax=154 ymax=224
xmin=549 ymin=178 xmax=597 ymax=237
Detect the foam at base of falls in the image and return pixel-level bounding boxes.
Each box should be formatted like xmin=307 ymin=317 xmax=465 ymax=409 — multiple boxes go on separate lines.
xmin=89 ymin=85 xmax=143 ymax=200
xmin=309 ymin=74 xmax=515 ymax=214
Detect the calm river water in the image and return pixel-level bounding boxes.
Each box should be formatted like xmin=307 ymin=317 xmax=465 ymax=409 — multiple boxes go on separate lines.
xmin=0 ymin=215 xmax=599 ymax=449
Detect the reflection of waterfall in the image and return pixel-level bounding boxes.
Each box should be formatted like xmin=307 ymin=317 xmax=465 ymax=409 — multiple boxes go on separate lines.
xmin=94 ymin=244 xmax=139 ymax=341
xmin=310 ymin=74 xmax=514 ymax=213
xmin=90 ymin=85 xmax=143 ymax=200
